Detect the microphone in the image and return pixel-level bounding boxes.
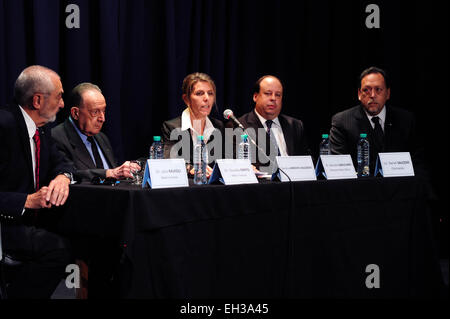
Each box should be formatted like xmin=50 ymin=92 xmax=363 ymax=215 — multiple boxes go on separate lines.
xmin=223 ymin=108 xmax=291 ymax=181
xmin=223 ymin=109 xmax=244 ymax=129
xmin=224 ymin=108 xmax=271 ymax=163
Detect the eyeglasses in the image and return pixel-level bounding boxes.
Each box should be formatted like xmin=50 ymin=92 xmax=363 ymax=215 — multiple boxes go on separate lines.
xmin=360 ymin=87 xmax=385 ymax=95
xmin=88 ymin=109 xmax=106 ymax=117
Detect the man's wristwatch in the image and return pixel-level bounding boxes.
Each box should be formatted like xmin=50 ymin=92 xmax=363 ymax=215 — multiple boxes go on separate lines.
xmin=60 ymin=172 xmax=74 ymax=182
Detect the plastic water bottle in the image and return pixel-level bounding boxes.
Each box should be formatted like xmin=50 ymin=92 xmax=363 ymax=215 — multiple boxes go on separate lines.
xmin=357 ymin=133 xmax=370 ymax=177
xmin=238 ymin=134 xmax=251 ymax=162
xmin=149 ymin=136 xmax=164 ymax=159
xmin=193 ymin=135 xmax=208 ymax=184
xmin=319 ymin=134 xmax=330 ymax=156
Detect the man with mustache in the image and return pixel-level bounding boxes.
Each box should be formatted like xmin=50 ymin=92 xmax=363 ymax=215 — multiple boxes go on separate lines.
xmin=229 ymin=75 xmax=311 ymax=173
xmin=329 ymin=66 xmax=424 ymax=175
xmin=0 ymin=65 xmax=73 ymax=298
xmin=52 ymin=83 xmax=136 ymax=182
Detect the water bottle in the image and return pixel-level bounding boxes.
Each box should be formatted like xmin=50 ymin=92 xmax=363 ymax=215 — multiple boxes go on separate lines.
xmin=193 ymin=135 xmax=208 ymax=184
xmin=238 ymin=134 xmax=251 ymax=162
xmin=357 ymin=133 xmax=370 ymax=177
xmin=149 ymin=136 xmax=164 ymax=159
xmin=319 ymin=134 xmax=330 ymax=156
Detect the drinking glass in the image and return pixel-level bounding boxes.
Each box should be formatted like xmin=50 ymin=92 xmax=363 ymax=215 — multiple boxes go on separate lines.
xmin=130 ymin=160 xmax=145 ymax=185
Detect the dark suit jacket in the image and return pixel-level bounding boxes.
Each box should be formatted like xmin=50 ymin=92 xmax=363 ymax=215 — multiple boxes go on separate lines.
xmin=330 ymin=104 xmax=425 ymax=175
xmin=0 ymin=105 xmax=73 ymax=249
xmin=226 ymin=110 xmax=311 ymax=168
xmin=51 ymin=118 xmax=118 ymax=182
xmin=161 ymin=115 xmax=225 ymax=165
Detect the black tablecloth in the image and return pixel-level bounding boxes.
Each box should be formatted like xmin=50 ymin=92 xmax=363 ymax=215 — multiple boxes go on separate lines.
xmin=58 ymin=176 xmax=444 ymax=298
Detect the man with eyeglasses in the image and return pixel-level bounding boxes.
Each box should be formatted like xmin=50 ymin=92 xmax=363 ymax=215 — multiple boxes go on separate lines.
xmin=0 ymin=65 xmax=73 ymax=298
xmin=51 ymin=82 xmax=139 ymax=298
xmin=52 ymin=82 xmax=137 ymax=182
xmin=329 ymin=66 xmax=425 ymax=175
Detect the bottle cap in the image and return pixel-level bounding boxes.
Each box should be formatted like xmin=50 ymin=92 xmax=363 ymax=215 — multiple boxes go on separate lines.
xmin=360 ymin=133 xmax=367 ymax=138
xmin=197 ymin=135 xmax=204 ymax=141
xmin=153 ymin=136 xmax=161 ymax=142
xmin=322 ymin=134 xmax=329 ymax=138
xmin=241 ymin=134 xmax=248 ymax=140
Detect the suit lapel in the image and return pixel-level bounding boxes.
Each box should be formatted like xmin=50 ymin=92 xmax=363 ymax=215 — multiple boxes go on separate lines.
xmin=95 ymin=134 xmax=116 ymax=168
xmin=64 ymin=119 xmax=96 ymax=168
xmin=245 ymin=110 xmax=265 ymax=146
xmin=12 ymin=106 xmax=34 ymax=183
xmin=278 ymin=115 xmax=293 ymax=155
xmin=38 ymin=126 xmax=51 ymax=183
xmin=247 ymin=110 xmax=265 ymax=130
xmin=355 ymin=106 xmax=376 ymax=145
xmin=383 ymin=107 xmax=394 ymax=151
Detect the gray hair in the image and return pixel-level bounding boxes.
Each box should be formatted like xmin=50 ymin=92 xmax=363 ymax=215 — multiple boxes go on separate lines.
xmin=69 ymin=82 xmax=102 ymax=108
xmin=14 ymin=65 xmax=59 ymax=107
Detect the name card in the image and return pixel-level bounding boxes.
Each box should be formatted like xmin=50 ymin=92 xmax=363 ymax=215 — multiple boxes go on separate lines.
xmin=142 ymin=159 xmax=189 ymax=189
xmin=209 ymin=159 xmax=258 ymax=185
xmin=273 ymin=156 xmax=317 ymax=182
xmin=375 ymin=152 xmax=415 ymax=177
xmin=315 ymin=155 xmax=357 ymax=180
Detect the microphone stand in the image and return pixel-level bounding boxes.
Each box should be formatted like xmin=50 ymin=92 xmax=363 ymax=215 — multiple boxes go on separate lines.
xmin=234 ymin=122 xmax=292 ymax=182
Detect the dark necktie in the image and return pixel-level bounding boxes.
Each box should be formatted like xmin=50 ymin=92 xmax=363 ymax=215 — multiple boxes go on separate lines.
xmin=87 ymin=136 xmax=104 ymax=169
xmin=266 ymin=120 xmax=281 ymax=156
xmin=371 ymin=116 xmax=384 ymax=152
xmin=33 ymin=129 xmax=41 ymax=191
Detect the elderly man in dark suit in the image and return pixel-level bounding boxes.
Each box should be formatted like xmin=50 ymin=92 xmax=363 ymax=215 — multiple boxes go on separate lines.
xmin=51 ymin=83 xmax=139 ymax=298
xmin=329 ymin=66 xmax=425 ymax=175
xmin=0 ymin=65 xmax=73 ymax=299
xmin=227 ymin=75 xmax=311 ymax=173
xmin=52 ymin=83 xmax=136 ymax=182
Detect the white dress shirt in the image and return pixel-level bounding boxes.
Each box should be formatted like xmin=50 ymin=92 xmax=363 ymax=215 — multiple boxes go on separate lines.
xmin=365 ymin=105 xmax=387 ymax=132
xmin=181 ymin=108 xmax=216 ymax=148
xmin=254 ymin=109 xmax=288 ymax=156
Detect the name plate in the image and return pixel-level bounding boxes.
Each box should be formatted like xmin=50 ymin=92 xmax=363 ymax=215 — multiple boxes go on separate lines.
xmin=315 ymin=155 xmax=357 ymax=180
xmin=209 ymin=159 xmax=258 ymax=185
xmin=273 ymin=156 xmax=316 ymax=182
xmin=375 ymin=152 xmax=415 ymax=177
xmin=142 ymin=159 xmax=189 ymax=189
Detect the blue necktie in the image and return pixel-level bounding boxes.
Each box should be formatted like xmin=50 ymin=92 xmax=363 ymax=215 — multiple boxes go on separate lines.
xmin=87 ymin=136 xmax=104 ymax=169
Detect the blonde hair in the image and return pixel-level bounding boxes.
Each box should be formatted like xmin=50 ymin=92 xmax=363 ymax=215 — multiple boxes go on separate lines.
xmin=181 ymin=72 xmax=216 ymax=102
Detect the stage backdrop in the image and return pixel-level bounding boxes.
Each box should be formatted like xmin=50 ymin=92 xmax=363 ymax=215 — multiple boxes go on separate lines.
xmin=0 ymin=0 xmax=448 ymax=237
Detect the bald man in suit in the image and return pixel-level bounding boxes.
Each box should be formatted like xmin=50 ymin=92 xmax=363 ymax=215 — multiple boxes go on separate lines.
xmin=227 ymin=75 xmax=311 ymax=174
xmin=52 ymin=83 xmax=137 ymax=182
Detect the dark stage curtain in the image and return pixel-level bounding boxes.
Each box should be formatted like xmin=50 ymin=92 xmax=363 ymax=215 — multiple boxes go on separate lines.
xmin=0 ymin=0 xmax=448 ymax=243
